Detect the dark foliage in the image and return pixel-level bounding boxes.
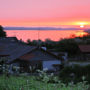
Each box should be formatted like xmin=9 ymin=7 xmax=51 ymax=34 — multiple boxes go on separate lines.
xmin=57 ymin=39 xmax=79 ymax=55
xmin=0 ymin=25 xmax=6 ymax=37
xmin=27 ymin=38 xmax=79 ymax=56
xmin=27 ymin=34 xmax=90 ymax=56
xmin=59 ymin=65 xmax=90 ymax=84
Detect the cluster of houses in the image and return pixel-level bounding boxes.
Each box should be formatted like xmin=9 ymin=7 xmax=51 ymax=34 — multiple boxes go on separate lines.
xmin=0 ymin=37 xmax=90 ymax=74
xmin=0 ymin=37 xmax=68 ymax=74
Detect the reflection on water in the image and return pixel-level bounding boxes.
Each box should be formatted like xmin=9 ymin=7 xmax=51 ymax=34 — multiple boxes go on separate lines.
xmin=5 ymin=30 xmax=84 ymax=42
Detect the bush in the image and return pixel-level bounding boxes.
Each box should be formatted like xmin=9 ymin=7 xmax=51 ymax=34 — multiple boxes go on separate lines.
xmin=36 ymin=69 xmax=59 ymax=83
xmin=60 ymin=65 xmax=90 ymax=84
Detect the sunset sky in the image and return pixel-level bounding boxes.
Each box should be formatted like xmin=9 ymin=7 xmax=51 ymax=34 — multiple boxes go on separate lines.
xmin=0 ymin=0 xmax=90 ymax=28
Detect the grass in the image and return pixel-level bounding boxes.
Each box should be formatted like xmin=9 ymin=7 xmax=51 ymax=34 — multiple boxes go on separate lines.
xmin=0 ymin=75 xmax=89 ymax=90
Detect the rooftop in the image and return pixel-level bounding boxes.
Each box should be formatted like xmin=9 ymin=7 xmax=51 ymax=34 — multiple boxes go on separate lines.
xmin=78 ymin=45 xmax=90 ymax=53
xmin=0 ymin=37 xmax=36 ymax=63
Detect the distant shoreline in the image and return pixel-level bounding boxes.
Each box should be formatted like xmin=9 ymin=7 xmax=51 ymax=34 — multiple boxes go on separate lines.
xmin=4 ymin=27 xmax=84 ymax=30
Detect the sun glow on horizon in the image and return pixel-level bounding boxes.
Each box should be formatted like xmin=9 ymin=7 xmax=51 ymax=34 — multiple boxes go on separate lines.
xmin=75 ymin=22 xmax=88 ymax=26
xmin=1 ymin=20 xmax=90 ymax=28
xmin=80 ymin=25 xmax=84 ymax=28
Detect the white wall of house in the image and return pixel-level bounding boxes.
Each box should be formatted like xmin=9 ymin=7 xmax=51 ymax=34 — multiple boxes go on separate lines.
xmin=43 ymin=60 xmax=61 ymax=71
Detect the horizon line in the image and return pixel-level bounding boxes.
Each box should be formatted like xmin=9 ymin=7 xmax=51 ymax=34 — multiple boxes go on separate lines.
xmin=4 ymin=26 xmax=90 ymax=30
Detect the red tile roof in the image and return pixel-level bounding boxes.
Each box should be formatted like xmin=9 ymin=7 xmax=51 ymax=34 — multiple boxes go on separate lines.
xmin=78 ymin=45 xmax=90 ymax=53
xmin=19 ymin=53 xmax=34 ymax=60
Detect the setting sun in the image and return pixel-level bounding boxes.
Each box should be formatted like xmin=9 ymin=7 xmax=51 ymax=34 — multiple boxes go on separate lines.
xmin=80 ymin=25 xmax=84 ymax=28
xmin=75 ymin=22 xmax=89 ymax=28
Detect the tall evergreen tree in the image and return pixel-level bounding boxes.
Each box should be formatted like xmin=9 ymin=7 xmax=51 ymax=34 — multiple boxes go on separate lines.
xmin=0 ymin=25 xmax=6 ymax=37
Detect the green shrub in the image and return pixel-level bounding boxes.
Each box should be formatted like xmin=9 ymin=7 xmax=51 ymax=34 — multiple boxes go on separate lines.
xmin=0 ymin=75 xmax=89 ymax=90
xmin=60 ymin=65 xmax=90 ymax=84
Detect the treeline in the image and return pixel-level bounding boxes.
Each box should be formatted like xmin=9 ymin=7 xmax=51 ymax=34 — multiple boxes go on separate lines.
xmin=26 ymin=34 xmax=90 ymax=56
xmin=26 ymin=38 xmax=78 ymax=56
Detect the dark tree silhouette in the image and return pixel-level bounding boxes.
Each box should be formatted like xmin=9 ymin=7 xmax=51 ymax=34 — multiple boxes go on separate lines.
xmin=0 ymin=25 xmax=6 ymax=37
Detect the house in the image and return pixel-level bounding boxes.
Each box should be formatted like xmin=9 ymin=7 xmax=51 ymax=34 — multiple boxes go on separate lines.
xmin=10 ymin=47 xmax=62 ymax=73
xmin=21 ymin=47 xmax=62 ymax=72
xmin=0 ymin=37 xmax=63 ymax=73
xmin=78 ymin=45 xmax=90 ymax=60
xmin=48 ymin=51 xmax=68 ymax=66
xmin=0 ymin=37 xmax=35 ymax=73
xmin=0 ymin=37 xmax=35 ymax=62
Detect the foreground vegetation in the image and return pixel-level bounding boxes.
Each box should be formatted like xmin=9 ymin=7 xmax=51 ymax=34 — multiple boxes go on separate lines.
xmin=0 ymin=57 xmax=90 ymax=90
xmin=0 ymin=74 xmax=89 ymax=90
xmin=60 ymin=65 xmax=90 ymax=84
